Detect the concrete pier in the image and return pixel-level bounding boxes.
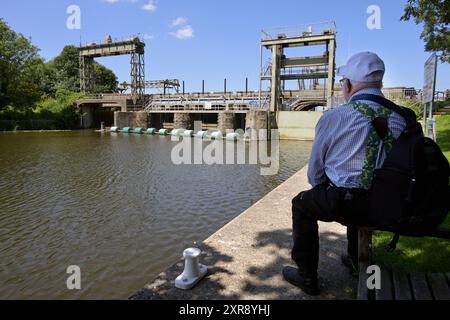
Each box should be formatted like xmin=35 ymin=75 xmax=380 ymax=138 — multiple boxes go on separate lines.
xmin=79 ymin=104 xmax=96 ymax=129
xmin=114 ymin=112 xmax=134 ymax=129
xmin=113 ymin=109 xmax=323 ymax=140
xmin=217 ymin=112 xmax=236 ymax=134
xmin=114 ymin=111 xmax=150 ymax=129
xmin=245 ymin=110 xmax=268 ymax=138
xmin=135 ymin=112 xmax=151 ymax=128
xmin=174 ymin=113 xmax=194 ymax=130
xmin=131 ymin=166 xmax=356 ymax=300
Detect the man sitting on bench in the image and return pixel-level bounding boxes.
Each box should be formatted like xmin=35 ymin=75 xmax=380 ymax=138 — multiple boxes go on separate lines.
xmin=282 ymin=52 xmax=407 ymax=296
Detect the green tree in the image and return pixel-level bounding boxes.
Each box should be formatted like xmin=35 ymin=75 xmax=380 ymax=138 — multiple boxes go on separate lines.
xmin=7 ymin=56 xmax=46 ymax=111
xmin=48 ymin=45 xmax=80 ymax=92
xmin=0 ymin=18 xmax=119 ymax=129
xmin=41 ymin=61 xmax=58 ymax=96
xmin=93 ymin=63 xmax=118 ymax=93
xmin=0 ymin=18 xmax=44 ymax=111
xmin=35 ymin=88 xmax=82 ymax=129
xmin=401 ymin=0 xmax=450 ymax=62
xmin=47 ymin=45 xmax=118 ymax=94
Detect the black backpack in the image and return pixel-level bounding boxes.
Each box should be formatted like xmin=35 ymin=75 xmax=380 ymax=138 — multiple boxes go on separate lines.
xmin=352 ymin=94 xmax=450 ymax=241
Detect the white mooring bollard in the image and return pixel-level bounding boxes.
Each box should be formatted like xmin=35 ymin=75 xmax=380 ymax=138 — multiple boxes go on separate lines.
xmin=175 ymin=248 xmax=208 ymax=290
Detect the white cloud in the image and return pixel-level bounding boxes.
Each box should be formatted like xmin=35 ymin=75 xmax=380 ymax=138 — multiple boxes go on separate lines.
xmin=170 ymin=17 xmax=187 ymax=28
xmin=170 ymin=25 xmax=194 ymax=40
xmin=142 ymin=0 xmax=157 ymax=12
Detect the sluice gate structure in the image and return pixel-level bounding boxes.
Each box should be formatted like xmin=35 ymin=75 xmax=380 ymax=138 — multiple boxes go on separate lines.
xmin=259 ymin=22 xmax=337 ymax=111
xmin=75 ymin=22 xmax=419 ymax=140
xmin=79 ymin=36 xmax=145 ymax=102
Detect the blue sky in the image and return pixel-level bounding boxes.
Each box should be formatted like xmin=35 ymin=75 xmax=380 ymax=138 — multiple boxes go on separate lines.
xmin=2 ymin=0 xmax=449 ymax=92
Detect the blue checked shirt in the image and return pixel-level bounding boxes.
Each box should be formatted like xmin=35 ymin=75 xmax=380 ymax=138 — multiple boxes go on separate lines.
xmin=308 ymin=88 xmax=407 ymax=189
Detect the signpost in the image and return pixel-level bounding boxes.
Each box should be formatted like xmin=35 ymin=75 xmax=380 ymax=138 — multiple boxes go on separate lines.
xmin=423 ymin=54 xmax=438 ymax=140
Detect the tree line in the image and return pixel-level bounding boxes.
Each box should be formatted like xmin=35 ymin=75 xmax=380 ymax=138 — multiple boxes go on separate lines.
xmin=0 ymin=18 xmax=118 ymax=130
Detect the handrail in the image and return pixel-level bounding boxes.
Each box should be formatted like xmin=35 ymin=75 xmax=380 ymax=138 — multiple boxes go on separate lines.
xmin=79 ymin=35 xmax=144 ymax=48
xmin=261 ymin=21 xmax=336 ymax=41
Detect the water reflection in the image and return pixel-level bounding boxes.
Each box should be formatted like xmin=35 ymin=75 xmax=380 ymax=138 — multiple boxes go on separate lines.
xmin=0 ymin=131 xmax=311 ymax=299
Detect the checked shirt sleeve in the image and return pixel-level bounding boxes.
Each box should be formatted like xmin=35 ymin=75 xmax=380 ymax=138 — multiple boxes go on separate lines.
xmin=307 ymin=112 xmax=334 ymax=187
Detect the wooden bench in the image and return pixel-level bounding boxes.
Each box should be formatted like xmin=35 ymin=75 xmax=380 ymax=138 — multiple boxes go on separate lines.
xmin=357 ymin=227 xmax=450 ymax=300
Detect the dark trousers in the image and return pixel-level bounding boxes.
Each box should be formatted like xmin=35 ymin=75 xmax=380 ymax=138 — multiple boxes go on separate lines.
xmin=291 ymin=183 xmax=368 ymax=277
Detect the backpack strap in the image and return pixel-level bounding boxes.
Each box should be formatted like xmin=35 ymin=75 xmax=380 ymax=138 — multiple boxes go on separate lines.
xmin=350 ymin=95 xmax=418 ymax=251
xmin=350 ymin=93 xmax=417 ymax=126
xmin=347 ymin=101 xmax=396 ymax=189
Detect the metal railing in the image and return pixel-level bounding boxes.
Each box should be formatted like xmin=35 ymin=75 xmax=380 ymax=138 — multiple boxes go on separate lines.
xmin=281 ymin=66 xmax=328 ymax=76
xmin=79 ymin=35 xmax=144 ymax=48
xmin=261 ymin=21 xmax=336 ymax=41
xmin=79 ymin=93 xmax=132 ymax=100
xmin=145 ymin=96 xmax=270 ymax=112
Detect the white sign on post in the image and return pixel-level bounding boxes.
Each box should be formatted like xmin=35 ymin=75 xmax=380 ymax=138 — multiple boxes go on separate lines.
xmin=422 ymin=54 xmax=438 ymax=140
xmin=423 ymin=54 xmax=438 ymax=104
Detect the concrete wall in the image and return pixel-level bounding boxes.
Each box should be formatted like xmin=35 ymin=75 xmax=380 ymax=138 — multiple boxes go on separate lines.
xmin=80 ymin=105 xmax=96 ymax=129
xmin=174 ymin=113 xmax=194 ymax=130
xmin=275 ymin=111 xmax=323 ymax=141
xmin=135 ymin=112 xmax=151 ymax=128
xmin=244 ymin=111 xmax=268 ymax=140
xmin=112 ymin=110 xmax=321 ymax=140
xmin=245 ymin=111 xmax=267 ymax=131
xmin=217 ymin=112 xmax=235 ymax=134
xmin=114 ymin=111 xmax=151 ymax=129
xmin=114 ymin=112 xmax=135 ymax=128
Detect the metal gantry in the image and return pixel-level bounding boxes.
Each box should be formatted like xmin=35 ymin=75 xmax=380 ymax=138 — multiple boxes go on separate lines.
xmin=79 ymin=36 xmax=146 ymax=103
xmin=146 ymin=79 xmax=181 ymax=94
xmin=260 ymin=21 xmax=337 ymax=111
xmin=118 ymin=79 xmax=181 ymax=95
xmin=130 ymin=51 xmax=145 ymax=103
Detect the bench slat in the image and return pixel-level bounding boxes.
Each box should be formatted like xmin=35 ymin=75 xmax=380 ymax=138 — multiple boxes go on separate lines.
xmin=376 ymin=268 xmax=393 ymax=300
xmin=410 ymin=272 xmax=433 ymax=300
xmin=428 ymin=273 xmax=450 ymax=300
xmin=357 ymin=227 xmax=450 ymax=301
xmin=392 ymin=270 xmax=413 ymax=300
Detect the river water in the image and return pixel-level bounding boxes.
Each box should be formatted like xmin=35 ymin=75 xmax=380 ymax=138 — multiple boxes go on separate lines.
xmin=0 ymin=131 xmax=312 ymax=299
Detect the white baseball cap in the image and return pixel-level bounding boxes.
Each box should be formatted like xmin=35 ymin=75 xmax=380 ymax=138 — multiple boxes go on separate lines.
xmin=337 ymin=52 xmax=385 ymax=83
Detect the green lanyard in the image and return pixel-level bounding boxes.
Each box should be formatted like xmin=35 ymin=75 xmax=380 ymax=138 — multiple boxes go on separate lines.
xmin=348 ymin=101 xmax=396 ymax=189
